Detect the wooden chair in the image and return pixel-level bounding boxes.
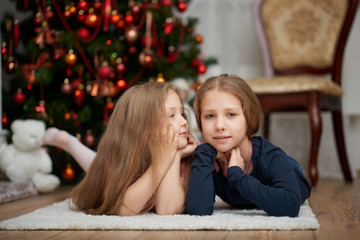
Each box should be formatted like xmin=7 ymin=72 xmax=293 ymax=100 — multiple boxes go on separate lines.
xmin=246 ymin=0 xmax=358 ymax=186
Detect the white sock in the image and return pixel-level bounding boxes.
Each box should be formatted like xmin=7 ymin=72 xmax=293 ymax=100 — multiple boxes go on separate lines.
xmin=43 ymin=127 xmax=96 ymax=172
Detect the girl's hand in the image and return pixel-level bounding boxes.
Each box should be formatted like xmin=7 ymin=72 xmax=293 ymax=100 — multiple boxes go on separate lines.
xmin=215 ymin=148 xmax=245 ymax=177
xmin=149 ymin=124 xmax=179 ymax=169
xmin=228 ymin=148 xmax=245 ymax=170
xmin=177 ymin=134 xmax=198 ymax=159
xmin=215 ymin=151 xmax=230 ymax=177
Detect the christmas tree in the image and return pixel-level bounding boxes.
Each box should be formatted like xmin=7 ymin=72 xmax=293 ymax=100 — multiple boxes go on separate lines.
xmin=1 ymin=0 xmax=216 ymax=183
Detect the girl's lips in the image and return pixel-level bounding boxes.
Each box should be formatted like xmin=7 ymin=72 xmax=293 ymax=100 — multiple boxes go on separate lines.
xmin=213 ymin=136 xmax=230 ymax=142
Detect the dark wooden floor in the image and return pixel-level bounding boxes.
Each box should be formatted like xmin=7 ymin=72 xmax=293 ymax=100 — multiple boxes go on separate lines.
xmin=0 ymin=176 xmax=359 ymax=240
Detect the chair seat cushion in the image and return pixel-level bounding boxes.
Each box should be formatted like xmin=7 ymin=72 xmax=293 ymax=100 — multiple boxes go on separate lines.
xmin=246 ymin=76 xmax=343 ymax=96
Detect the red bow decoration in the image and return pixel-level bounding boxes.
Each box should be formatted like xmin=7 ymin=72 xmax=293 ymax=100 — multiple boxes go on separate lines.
xmin=22 ymin=52 xmax=53 ymax=84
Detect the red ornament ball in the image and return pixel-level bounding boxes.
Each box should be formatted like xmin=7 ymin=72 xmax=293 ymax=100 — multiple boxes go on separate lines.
xmin=77 ymin=10 xmax=86 ymax=22
xmin=1 ymin=45 xmax=7 ymax=55
xmin=197 ymin=62 xmax=207 ymax=75
xmin=163 ymin=22 xmax=174 ymax=34
xmin=99 ymin=64 xmax=114 ymax=79
xmin=92 ymin=1 xmax=102 ymax=11
xmin=77 ymin=0 xmax=89 ymax=11
xmin=2 ymin=115 xmax=9 ymax=128
xmin=161 ymin=0 xmax=173 ymax=6
xmin=77 ymin=27 xmax=91 ymax=40
xmin=124 ymin=14 xmax=134 ymax=26
xmin=13 ymin=89 xmax=26 ymax=105
xmin=73 ymin=88 xmax=85 ymax=106
xmin=177 ymin=1 xmax=187 ymax=12
xmin=191 ymin=58 xmax=201 ymax=68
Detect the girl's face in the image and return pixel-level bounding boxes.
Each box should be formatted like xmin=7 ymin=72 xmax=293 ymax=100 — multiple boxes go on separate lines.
xmin=200 ymin=89 xmax=248 ymax=153
xmin=165 ymin=90 xmax=189 ymax=150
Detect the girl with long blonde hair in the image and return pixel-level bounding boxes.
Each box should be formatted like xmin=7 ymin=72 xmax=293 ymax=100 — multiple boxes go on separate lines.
xmin=44 ymin=81 xmax=197 ymax=216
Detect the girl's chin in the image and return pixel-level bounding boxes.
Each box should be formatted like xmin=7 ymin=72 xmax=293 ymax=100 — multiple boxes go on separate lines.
xmin=213 ymin=144 xmax=232 ymax=153
xmin=177 ymin=141 xmax=188 ymax=150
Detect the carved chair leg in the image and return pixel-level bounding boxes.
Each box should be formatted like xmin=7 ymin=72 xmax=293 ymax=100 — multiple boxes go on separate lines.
xmin=308 ymin=97 xmax=322 ymax=186
xmin=332 ymin=111 xmax=352 ymax=182
xmin=263 ymin=114 xmax=270 ymax=140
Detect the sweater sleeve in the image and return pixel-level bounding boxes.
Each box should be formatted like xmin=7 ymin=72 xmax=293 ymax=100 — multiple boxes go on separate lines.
xmin=227 ymin=157 xmax=302 ymax=217
xmin=185 ymin=143 xmax=217 ymax=215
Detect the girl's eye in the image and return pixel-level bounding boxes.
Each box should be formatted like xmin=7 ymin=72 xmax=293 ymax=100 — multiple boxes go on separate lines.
xmin=228 ymin=113 xmax=236 ymax=117
xmin=205 ymin=114 xmax=214 ymax=119
xmin=169 ymin=114 xmax=175 ymax=118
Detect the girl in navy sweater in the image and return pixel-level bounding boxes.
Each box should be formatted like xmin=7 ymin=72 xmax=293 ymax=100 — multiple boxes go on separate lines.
xmin=185 ymin=74 xmax=311 ymax=217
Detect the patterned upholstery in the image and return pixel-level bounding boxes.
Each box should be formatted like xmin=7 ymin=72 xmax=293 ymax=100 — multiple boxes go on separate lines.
xmin=262 ymin=0 xmax=347 ymax=70
xmin=248 ymin=0 xmax=349 ymax=96
xmin=246 ymin=76 xmax=343 ymax=96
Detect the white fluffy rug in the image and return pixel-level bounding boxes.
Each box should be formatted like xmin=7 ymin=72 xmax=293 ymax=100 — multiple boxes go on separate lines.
xmin=0 ymin=197 xmax=319 ymax=231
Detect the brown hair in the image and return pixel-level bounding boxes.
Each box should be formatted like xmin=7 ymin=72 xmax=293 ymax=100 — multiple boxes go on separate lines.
xmin=71 ymin=81 xmax=188 ymax=215
xmin=194 ymin=74 xmax=262 ymax=137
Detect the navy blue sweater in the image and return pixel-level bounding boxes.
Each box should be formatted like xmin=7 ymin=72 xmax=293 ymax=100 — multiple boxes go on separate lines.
xmin=185 ymin=136 xmax=311 ymax=217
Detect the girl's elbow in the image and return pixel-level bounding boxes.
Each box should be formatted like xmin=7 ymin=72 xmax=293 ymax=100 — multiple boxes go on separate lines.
xmin=270 ymin=202 xmax=300 ymax=217
xmin=283 ymin=205 xmax=300 ymax=217
xmin=274 ymin=193 xmax=302 ymax=217
xmin=156 ymin=204 xmax=185 ymax=216
xmin=118 ymin=205 xmax=139 ymax=216
xmin=185 ymin=204 xmax=214 ymax=216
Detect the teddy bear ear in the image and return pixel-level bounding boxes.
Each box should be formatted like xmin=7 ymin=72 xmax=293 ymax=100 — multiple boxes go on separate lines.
xmin=10 ymin=119 xmax=24 ymax=132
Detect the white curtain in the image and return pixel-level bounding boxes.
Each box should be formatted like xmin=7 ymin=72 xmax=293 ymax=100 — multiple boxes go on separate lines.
xmin=181 ymin=0 xmax=263 ymax=79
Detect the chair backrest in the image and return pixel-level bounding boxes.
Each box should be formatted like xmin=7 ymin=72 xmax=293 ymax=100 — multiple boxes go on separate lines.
xmin=254 ymin=0 xmax=358 ymax=85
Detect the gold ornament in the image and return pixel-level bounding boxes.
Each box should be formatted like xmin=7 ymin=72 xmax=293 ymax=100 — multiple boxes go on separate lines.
xmin=65 ymin=49 xmax=77 ymax=65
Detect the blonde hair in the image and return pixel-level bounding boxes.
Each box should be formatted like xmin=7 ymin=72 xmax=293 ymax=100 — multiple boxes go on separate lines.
xmin=71 ymin=81 xmax=188 ymax=215
xmin=194 ymin=74 xmax=262 ymax=138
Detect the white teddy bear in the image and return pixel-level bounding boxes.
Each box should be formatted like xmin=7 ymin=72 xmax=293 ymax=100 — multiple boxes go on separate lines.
xmin=0 ymin=119 xmax=60 ymax=193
